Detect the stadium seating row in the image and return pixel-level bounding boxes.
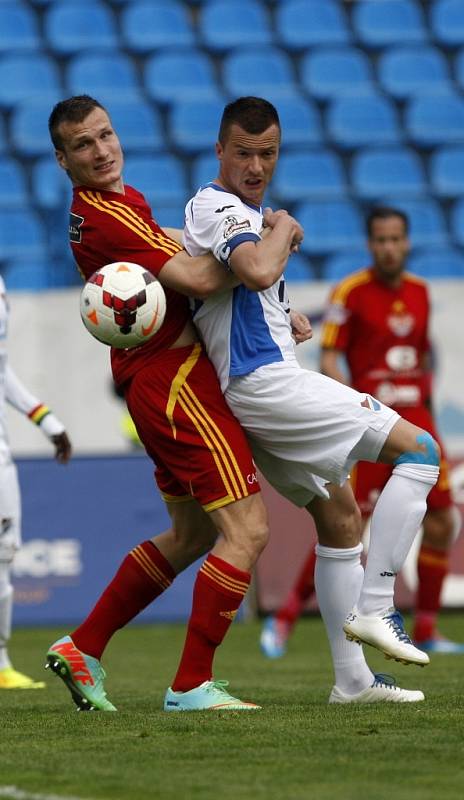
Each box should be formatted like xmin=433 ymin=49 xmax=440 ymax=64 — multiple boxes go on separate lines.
xmin=0 ymin=0 xmax=463 ymax=289
xmin=4 ymin=145 xmax=464 ymax=211
xmin=2 ymin=0 xmax=464 ymax=54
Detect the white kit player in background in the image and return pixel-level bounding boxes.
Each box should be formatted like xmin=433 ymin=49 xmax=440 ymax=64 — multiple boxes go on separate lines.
xmin=0 ymin=275 xmax=72 ymax=689
xmin=183 ymin=97 xmax=440 ymax=704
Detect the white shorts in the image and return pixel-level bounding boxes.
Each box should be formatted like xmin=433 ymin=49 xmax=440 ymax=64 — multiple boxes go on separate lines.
xmin=0 ymin=461 xmax=21 ymax=561
xmin=225 ymin=360 xmax=400 ymax=507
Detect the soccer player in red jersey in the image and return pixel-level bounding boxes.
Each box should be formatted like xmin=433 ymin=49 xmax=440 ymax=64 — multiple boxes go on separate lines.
xmin=44 ymin=95 xmax=303 ymax=712
xmin=261 ymin=207 xmax=463 ymax=658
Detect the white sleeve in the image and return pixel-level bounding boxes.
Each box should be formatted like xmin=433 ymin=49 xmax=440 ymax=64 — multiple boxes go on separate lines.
xmin=5 ymin=363 xmax=65 ymax=438
xmin=184 ymin=190 xmax=261 ymax=268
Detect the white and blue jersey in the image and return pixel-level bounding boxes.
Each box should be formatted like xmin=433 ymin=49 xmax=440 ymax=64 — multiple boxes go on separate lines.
xmin=183 ymin=183 xmax=296 ymax=392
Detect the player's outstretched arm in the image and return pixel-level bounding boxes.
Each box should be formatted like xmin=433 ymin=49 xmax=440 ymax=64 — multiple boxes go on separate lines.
xmin=158 ymin=250 xmax=240 ymax=300
xmin=5 ymin=363 xmax=72 ymax=463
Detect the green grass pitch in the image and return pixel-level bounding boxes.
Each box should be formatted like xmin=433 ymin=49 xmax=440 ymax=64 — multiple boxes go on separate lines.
xmin=1 ymin=615 xmax=464 ymax=800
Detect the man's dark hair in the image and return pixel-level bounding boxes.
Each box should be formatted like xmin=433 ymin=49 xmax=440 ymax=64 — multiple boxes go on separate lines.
xmin=48 ymin=95 xmax=107 ymax=149
xmin=366 ymin=206 xmax=409 ymax=237
xmin=218 ymin=96 xmax=280 ymax=144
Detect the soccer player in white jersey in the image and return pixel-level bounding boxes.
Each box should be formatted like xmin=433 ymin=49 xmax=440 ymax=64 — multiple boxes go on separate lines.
xmin=183 ymin=96 xmax=441 ymax=703
xmin=0 ymin=275 xmax=71 ymax=689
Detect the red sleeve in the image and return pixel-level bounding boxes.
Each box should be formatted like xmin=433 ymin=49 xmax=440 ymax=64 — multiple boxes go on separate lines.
xmin=71 ymin=189 xmax=182 ymax=281
xmin=320 ymin=282 xmax=356 ymax=352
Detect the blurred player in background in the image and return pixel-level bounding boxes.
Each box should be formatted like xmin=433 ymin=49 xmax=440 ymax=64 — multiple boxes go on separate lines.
xmin=0 ymin=275 xmax=71 ymax=689
xmin=261 ymin=207 xmax=463 ymax=658
xmin=45 ymin=94 xmax=302 ymax=713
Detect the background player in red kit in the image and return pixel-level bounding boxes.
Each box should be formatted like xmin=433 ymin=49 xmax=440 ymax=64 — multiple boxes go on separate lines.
xmin=45 ymin=95 xmax=303 ymax=712
xmin=261 ymin=206 xmax=462 ymax=658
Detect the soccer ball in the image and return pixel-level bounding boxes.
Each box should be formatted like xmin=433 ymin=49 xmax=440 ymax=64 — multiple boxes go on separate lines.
xmin=80 ymin=261 xmax=166 ymax=349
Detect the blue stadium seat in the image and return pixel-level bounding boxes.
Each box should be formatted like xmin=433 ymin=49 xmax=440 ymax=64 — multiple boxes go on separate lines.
xmin=327 ymin=93 xmax=401 ymax=149
xmin=453 ymin=48 xmax=464 ymax=92
xmin=405 ymin=92 xmax=464 ymax=146
xmin=300 ymin=47 xmax=374 ymax=100
xmin=2 ymin=258 xmax=55 ymax=291
xmin=169 ymin=98 xmax=225 ymax=154
xmin=0 ymin=210 xmax=47 ymax=260
xmin=350 ymin=147 xmax=426 ymax=199
xmin=44 ymin=1 xmax=118 ymax=55
xmin=66 ymin=53 xmax=141 ymax=103
xmin=0 ymin=54 xmax=61 ymax=109
xmin=295 ymin=201 xmax=365 ymax=255
xmin=123 ymin=154 xmax=188 ymax=207
xmin=352 ymin=0 xmax=427 ymax=47
xmin=32 ymin=157 xmax=71 ymax=210
xmin=10 ymin=99 xmax=57 ymax=157
xmin=431 ymin=0 xmax=464 ymax=47
xmin=284 ymin=252 xmax=315 ymax=282
xmin=191 ymin=153 xmax=219 ymax=191
xmin=277 ymin=96 xmax=323 ymax=148
xmin=199 ymin=0 xmax=272 ymax=51
xmin=105 ymin=99 xmax=164 ymax=152
xmin=383 ymin=198 xmax=448 ymax=247
xmin=0 ymin=115 xmax=7 ymax=154
xmin=0 ymin=2 xmax=40 ymax=53
xmin=408 ymin=247 xmax=464 ymax=278
xmin=273 ymin=150 xmax=347 ymax=202
xmin=450 ymin=199 xmax=464 ymax=246
xmin=430 ymin=146 xmax=464 ymax=197
xmin=121 ymin=0 xmax=195 ymax=53
xmin=153 ymin=205 xmax=187 ymax=229
xmin=276 ymin=0 xmax=351 ymax=49
xmin=378 ymin=46 xmax=451 ymax=99
xmin=0 ymin=158 xmax=28 ymax=207
xmin=144 ymin=50 xmax=220 ymax=105
xmin=322 ymin=249 xmax=371 ymax=282
xmin=222 ymin=47 xmax=298 ymax=102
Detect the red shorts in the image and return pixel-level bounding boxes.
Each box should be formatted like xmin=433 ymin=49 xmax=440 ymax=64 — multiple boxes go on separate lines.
xmin=351 ymin=405 xmax=452 ymax=515
xmin=124 ymin=343 xmax=260 ymax=511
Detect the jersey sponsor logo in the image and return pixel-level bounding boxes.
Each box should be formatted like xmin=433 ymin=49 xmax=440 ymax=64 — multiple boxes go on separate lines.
xmin=215 ymin=205 xmax=235 ymax=213
xmin=385 ymin=345 xmax=418 ymax=371
xmin=376 ymin=381 xmax=420 ymax=407
xmin=69 ymin=212 xmax=84 ymax=243
xmin=380 ymin=570 xmax=397 ymax=577
xmin=223 ymin=215 xmax=252 ymax=240
xmin=247 ymin=472 xmax=259 ymax=484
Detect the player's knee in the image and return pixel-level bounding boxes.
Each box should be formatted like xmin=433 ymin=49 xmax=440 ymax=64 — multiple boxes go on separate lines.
xmin=394 ymin=430 xmax=440 ymax=468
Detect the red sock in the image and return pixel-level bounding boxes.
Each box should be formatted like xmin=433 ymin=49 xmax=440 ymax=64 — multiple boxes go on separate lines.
xmin=413 ymin=544 xmax=449 ymax=642
xmin=71 ymin=541 xmax=175 ymax=659
xmin=171 ymin=554 xmax=250 ymax=692
xmin=276 ymin=547 xmax=316 ymax=628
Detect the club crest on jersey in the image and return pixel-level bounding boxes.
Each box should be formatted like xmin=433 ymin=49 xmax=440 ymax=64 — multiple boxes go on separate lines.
xmin=69 ymin=212 xmax=84 ymax=243
xmin=223 ymin=215 xmax=252 ymax=240
xmin=361 ymin=395 xmax=381 ymax=412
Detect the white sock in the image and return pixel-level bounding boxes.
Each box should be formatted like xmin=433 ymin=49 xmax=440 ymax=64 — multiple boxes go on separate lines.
xmin=0 ymin=562 xmax=13 ymax=671
xmin=358 ymin=462 xmax=439 ymax=615
xmin=315 ymin=543 xmax=373 ymax=695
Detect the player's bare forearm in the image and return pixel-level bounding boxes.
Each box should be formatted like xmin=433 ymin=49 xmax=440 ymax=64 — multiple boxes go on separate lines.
xmin=159 ymin=250 xmax=240 ymax=299
xmin=230 ymin=212 xmax=303 ymax=291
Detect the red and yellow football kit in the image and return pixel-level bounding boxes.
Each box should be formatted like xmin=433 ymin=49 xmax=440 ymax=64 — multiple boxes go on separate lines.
xmin=320 ymin=267 xmax=451 ymax=514
xmin=70 ymin=185 xmax=259 ymax=510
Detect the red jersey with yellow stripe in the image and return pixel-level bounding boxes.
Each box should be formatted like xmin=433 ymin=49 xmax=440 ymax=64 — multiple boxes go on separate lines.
xmin=320 ymin=267 xmax=431 ymax=408
xmin=70 ymin=185 xmax=188 ymax=386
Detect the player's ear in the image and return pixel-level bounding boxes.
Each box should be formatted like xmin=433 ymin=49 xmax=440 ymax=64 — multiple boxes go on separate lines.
xmin=215 ymin=141 xmax=223 ymax=161
xmin=55 ymin=149 xmax=68 ymax=171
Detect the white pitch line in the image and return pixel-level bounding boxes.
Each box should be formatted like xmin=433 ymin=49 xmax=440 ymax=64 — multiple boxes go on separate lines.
xmin=0 ymin=787 xmax=99 ymax=800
